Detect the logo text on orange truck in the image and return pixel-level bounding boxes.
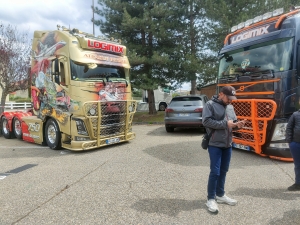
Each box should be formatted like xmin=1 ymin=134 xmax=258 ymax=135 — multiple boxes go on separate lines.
xmin=230 ymin=25 xmax=270 ymax=44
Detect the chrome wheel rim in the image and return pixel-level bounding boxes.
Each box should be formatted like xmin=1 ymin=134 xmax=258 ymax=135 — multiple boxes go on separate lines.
xmin=2 ymin=119 xmax=9 ymax=134
xmin=14 ymin=120 xmax=21 ymax=136
xmin=47 ymin=124 xmax=56 ymax=144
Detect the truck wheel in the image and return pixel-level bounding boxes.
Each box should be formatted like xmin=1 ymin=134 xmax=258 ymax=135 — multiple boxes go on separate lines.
xmin=45 ymin=119 xmax=61 ymax=150
xmin=1 ymin=116 xmax=12 ymax=139
xmin=13 ymin=118 xmax=23 ymax=139
xmin=159 ymin=103 xmax=167 ymax=111
xmin=165 ymin=126 xmax=174 ymax=132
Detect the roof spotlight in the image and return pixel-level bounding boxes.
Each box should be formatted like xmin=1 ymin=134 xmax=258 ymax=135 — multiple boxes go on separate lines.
xmin=263 ymin=12 xmax=272 ymax=20
xmin=237 ymin=22 xmax=245 ymax=29
xmin=253 ymin=15 xmax=263 ymax=23
xmin=273 ymin=8 xmax=284 ymax=16
xmin=245 ymin=19 xmax=253 ymax=27
xmin=231 ymin=25 xmax=238 ymax=32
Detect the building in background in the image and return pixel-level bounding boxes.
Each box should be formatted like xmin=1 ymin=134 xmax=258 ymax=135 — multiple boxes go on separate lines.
xmin=198 ymin=83 xmax=217 ymax=99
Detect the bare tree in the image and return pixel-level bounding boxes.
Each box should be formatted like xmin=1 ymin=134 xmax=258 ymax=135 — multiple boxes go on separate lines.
xmin=0 ymin=22 xmax=31 ymax=114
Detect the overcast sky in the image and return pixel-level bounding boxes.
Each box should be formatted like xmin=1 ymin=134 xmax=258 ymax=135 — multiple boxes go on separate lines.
xmin=0 ymin=0 xmax=191 ymax=90
xmin=0 ymin=0 xmax=101 ymax=38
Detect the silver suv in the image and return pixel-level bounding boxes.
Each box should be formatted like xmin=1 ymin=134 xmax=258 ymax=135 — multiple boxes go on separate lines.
xmin=164 ymin=95 xmax=209 ymax=132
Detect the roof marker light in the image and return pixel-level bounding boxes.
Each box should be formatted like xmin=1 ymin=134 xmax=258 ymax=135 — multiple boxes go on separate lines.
xmin=237 ymin=22 xmax=245 ymax=29
xmin=72 ymin=28 xmax=79 ymax=34
xmin=245 ymin=19 xmax=253 ymax=27
xmin=263 ymin=12 xmax=272 ymax=20
xmin=62 ymin=26 xmax=69 ymax=31
xmin=253 ymin=15 xmax=263 ymax=23
xmin=273 ymin=8 xmax=284 ymax=16
xmin=231 ymin=25 xmax=238 ymax=32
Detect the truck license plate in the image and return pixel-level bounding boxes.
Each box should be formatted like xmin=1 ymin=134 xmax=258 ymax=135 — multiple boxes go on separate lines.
xmin=106 ymin=138 xmax=120 ymax=145
xmin=232 ymin=143 xmax=250 ymax=151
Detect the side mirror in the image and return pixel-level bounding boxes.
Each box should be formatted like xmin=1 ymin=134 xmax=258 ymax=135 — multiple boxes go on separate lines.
xmin=296 ymin=42 xmax=300 ymax=85
xmin=297 ymin=41 xmax=300 ymax=78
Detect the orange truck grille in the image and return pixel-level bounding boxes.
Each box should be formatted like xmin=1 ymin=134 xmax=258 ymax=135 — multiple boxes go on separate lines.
xmin=231 ymin=99 xmax=277 ymax=154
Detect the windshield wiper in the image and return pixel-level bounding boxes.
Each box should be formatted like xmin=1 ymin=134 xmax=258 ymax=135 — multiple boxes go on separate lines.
xmin=106 ymin=77 xmax=128 ymax=87
xmin=87 ymin=74 xmax=106 ymax=79
xmin=219 ymin=66 xmax=275 ymax=83
xmin=243 ymin=69 xmax=274 ymax=78
xmin=85 ymin=77 xmax=106 ymax=86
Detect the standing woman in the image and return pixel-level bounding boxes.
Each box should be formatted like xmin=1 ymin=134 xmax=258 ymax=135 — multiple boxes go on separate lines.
xmin=286 ymin=109 xmax=300 ymax=191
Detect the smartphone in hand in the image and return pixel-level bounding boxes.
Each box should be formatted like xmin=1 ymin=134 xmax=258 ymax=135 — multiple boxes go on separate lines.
xmin=237 ymin=119 xmax=247 ymax=128
xmin=233 ymin=119 xmax=247 ymax=123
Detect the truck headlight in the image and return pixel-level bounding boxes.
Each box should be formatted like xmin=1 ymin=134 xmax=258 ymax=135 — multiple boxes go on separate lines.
xmin=74 ymin=119 xmax=88 ymax=136
xmin=89 ymin=107 xmax=96 ymax=116
xmin=269 ymin=143 xmax=289 ymax=148
xmin=75 ymin=136 xmax=90 ymax=141
xmin=128 ymin=103 xmax=135 ymax=112
xmin=271 ymin=123 xmax=287 ymax=141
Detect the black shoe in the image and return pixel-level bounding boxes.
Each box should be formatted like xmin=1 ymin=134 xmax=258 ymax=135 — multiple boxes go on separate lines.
xmin=287 ymin=184 xmax=300 ymax=191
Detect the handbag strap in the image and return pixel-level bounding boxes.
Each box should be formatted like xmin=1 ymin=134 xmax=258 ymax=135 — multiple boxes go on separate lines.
xmin=207 ymin=129 xmax=214 ymax=138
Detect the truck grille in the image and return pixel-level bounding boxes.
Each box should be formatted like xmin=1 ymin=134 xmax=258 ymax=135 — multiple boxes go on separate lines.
xmin=231 ymin=99 xmax=277 ymax=153
xmin=83 ymin=101 xmax=137 ymax=138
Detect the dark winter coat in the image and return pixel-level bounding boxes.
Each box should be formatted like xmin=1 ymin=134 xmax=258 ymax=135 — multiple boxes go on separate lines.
xmin=202 ymin=95 xmax=237 ymax=148
xmin=286 ymin=110 xmax=300 ymax=143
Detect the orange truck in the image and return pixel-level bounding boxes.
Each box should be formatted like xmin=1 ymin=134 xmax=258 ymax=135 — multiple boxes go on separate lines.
xmin=218 ymin=7 xmax=300 ymax=161
xmin=0 ymin=26 xmax=136 ymax=150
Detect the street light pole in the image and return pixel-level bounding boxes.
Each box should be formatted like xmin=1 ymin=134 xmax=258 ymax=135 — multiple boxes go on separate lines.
xmin=92 ymin=0 xmax=95 ymax=35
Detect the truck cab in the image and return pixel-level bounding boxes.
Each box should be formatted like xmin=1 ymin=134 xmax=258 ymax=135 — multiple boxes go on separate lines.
xmin=1 ymin=26 xmax=136 ymax=151
xmin=218 ymin=8 xmax=300 ymax=161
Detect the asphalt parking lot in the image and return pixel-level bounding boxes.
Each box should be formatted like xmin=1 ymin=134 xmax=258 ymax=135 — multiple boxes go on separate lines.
xmin=0 ymin=124 xmax=299 ymax=225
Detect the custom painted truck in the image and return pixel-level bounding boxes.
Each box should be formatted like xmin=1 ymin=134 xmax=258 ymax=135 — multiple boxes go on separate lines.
xmin=218 ymin=7 xmax=300 ymax=161
xmin=0 ymin=25 xmax=137 ymax=150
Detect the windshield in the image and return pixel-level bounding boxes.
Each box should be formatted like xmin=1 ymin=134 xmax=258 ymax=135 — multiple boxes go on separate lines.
xmin=70 ymin=60 xmax=126 ymax=81
xmin=218 ymin=37 xmax=293 ymax=78
xmin=170 ymin=97 xmax=203 ymax=107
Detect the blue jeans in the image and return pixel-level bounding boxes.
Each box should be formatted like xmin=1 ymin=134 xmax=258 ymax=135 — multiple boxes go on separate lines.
xmin=207 ymin=145 xmax=232 ymax=200
xmin=289 ymin=142 xmax=300 ymax=184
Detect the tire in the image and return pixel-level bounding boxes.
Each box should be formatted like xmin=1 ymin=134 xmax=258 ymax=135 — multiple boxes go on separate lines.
xmin=13 ymin=118 xmax=23 ymax=139
xmin=45 ymin=119 xmax=61 ymax=150
xmin=165 ymin=126 xmax=174 ymax=132
xmin=1 ymin=116 xmax=12 ymax=139
xmin=159 ymin=103 xmax=167 ymax=111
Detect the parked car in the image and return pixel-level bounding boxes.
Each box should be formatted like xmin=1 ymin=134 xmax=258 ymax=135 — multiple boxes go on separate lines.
xmin=164 ymin=95 xmax=209 ymax=132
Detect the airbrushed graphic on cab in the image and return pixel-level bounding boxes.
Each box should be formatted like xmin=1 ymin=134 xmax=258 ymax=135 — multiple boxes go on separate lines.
xmin=31 ymin=32 xmax=80 ymax=126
